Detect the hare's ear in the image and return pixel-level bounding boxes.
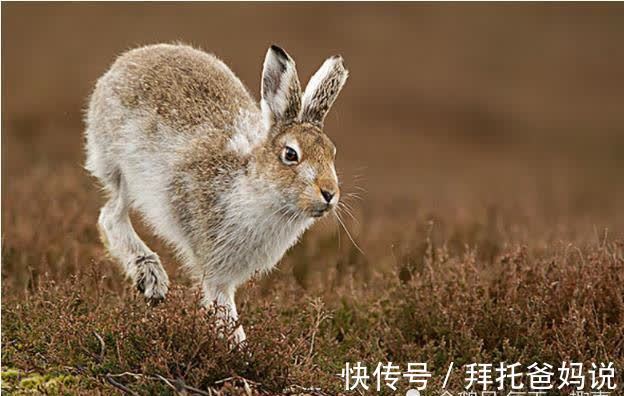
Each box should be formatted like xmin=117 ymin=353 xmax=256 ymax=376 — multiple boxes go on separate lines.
xmin=300 ymin=56 xmax=349 ymax=127
xmin=261 ymin=45 xmax=302 ymax=128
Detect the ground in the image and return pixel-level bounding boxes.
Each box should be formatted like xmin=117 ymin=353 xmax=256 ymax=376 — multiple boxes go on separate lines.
xmin=2 ymin=4 xmax=624 ymax=395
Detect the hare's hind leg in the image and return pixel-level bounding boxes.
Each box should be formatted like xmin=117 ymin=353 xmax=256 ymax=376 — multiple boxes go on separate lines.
xmin=98 ymin=170 xmax=170 ymax=302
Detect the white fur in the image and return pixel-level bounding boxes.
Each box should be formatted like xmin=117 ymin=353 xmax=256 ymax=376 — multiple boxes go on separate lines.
xmin=93 ymin=116 xmax=197 ymax=259
xmin=205 ymin=173 xmax=313 ymax=287
xmin=227 ymin=109 xmax=265 ymax=155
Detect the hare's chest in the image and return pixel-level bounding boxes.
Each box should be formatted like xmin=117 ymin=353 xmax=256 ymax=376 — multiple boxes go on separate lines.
xmin=211 ymin=184 xmax=313 ymax=285
xmin=236 ymin=209 xmax=305 ymax=268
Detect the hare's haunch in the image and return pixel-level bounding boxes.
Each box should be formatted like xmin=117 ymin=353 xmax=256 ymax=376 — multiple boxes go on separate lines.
xmin=85 ymin=44 xmax=348 ymax=342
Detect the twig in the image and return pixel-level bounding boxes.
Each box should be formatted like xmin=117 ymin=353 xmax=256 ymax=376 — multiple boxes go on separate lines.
xmin=213 ymin=376 xmax=234 ymax=385
xmin=106 ymin=372 xmax=144 ymax=380
xmin=154 ymin=374 xmax=177 ymax=392
xmin=184 ymin=337 xmax=211 ymax=377
xmin=307 ymin=301 xmax=325 ymax=360
xmin=242 ymin=378 xmax=252 ymax=396
xmin=181 ymin=382 xmax=212 ymax=396
xmin=93 ymin=331 xmax=106 ymax=362
xmin=214 ymin=375 xmax=261 ymax=392
xmin=283 ymin=384 xmax=331 ymax=396
xmin=106 ymin=374 xmax=140 ymax=396
xmin=115 ymin=338 xmax=125 ymax=367
xmin=108 ymin=371 xmax=214 ymax=395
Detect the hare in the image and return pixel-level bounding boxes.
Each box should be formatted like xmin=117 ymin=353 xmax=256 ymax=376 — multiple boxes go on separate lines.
xmin=84 ymin=43 xmax=348 ymax=342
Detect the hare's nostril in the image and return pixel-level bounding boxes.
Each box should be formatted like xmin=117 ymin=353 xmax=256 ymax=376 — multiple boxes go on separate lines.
xmin=321 ymin=189 xmax=334 ymax=204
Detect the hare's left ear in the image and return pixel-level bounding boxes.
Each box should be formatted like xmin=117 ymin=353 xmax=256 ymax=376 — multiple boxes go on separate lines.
xmin=300 ymin=56 xmax=349 ymax=127
xmin=261 ymin=45 xmax=302 ymax=129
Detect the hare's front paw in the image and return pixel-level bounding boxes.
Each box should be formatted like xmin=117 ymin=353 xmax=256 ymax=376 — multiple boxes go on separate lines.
xmin=133 ymin=254 xmax=169 ymax=303
xmin=233 ymin=325 xmax=247 ymax=345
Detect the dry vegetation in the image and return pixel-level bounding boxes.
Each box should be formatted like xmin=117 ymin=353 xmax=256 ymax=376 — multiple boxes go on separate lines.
xmin=2 ymin=4 xmax=624 ymax=395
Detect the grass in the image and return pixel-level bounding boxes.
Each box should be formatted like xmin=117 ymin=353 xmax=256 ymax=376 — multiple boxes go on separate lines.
xmin=3 ymin=116 xmax=624 ymax=395
xmin=2 ymin=121 xmax=624 ymax=395
xmin=3 ymin=175 xmax=623 ymax=395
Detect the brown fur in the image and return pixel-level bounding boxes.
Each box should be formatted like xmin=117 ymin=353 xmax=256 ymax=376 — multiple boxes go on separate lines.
xmin=256 ymin=123 xmax=337 ymax=214
xmin=111 ymin=44 xmax=257 ymax=131
xmin=171 ymin=137 xmax=245 ymax=258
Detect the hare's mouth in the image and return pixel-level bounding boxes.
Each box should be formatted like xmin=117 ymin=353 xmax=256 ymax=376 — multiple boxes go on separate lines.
xmin=309 ymin=204 xmax=333 ymax=218
xmin=310 ymin=210 xmax=326 ymax=218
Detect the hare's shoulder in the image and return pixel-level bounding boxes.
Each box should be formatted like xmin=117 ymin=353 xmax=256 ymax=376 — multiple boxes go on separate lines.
xmin=110 ymin=44 xmax=259 ymax=130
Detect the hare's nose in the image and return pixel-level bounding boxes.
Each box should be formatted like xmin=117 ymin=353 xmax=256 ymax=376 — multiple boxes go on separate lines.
xmin=321 ymin=189 xmax=335 ymax=203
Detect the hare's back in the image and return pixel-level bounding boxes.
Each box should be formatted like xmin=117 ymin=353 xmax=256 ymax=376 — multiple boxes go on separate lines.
xmin=108 ymin=44 xmax=258 ymax=130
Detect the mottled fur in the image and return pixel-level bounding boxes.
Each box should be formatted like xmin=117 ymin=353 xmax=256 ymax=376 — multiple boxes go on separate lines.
xmin=85 ymin=43 xmax=348 ymax=342
xmin=301 ymin=56 xmax=349 ymax=126
xmin=113 ymin=44 xmax=257 ymax=131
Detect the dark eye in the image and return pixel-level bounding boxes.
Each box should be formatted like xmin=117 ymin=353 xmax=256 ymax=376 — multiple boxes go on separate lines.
xmin=282 ymin=146 xmax=299 ymax=164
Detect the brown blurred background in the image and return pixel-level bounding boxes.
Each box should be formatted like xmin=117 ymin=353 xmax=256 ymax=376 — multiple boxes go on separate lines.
xmin=4 ymin=6 xmax=624 ymax=391
xmin=3 ymin=3 xmax=624 ymax=275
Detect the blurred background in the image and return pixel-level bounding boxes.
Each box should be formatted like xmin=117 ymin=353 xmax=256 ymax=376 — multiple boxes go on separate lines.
xmin=3 ymin=5 xmax=624 ymax=392
xmin=2 ymin=3 xmax=624 ymax=285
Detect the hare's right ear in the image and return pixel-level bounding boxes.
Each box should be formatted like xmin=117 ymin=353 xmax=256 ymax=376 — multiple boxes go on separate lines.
xmin=300 ymin=56 xmax=348 ymax=127
xmin=261 ymin=45 xmax=302 ymax=129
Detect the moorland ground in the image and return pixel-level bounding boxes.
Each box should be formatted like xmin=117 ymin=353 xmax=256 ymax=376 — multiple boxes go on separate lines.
xmin=2 ymin=4 xmax=624 ymax=395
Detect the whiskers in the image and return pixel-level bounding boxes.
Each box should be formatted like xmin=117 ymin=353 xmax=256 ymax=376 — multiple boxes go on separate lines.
xmin=333 ymin=202 xmax=365 ymax=256
xmin=332 ymin=175 xmax=366 ymax=256
xmin=337 ymin=200 xmax=359 ymax=226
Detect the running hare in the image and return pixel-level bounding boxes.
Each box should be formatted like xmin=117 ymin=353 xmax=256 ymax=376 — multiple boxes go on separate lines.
xmin=85 ymin=44 xmax=348 ymax=342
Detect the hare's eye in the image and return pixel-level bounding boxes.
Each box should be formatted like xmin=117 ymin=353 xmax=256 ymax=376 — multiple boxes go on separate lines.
xmin=282 ymin=146 xmax=299 ymax=165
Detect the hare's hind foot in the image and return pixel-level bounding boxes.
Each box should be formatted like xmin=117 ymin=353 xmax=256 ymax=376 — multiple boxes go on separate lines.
xmin=97 ymin=171 xmax=170 ymax=303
